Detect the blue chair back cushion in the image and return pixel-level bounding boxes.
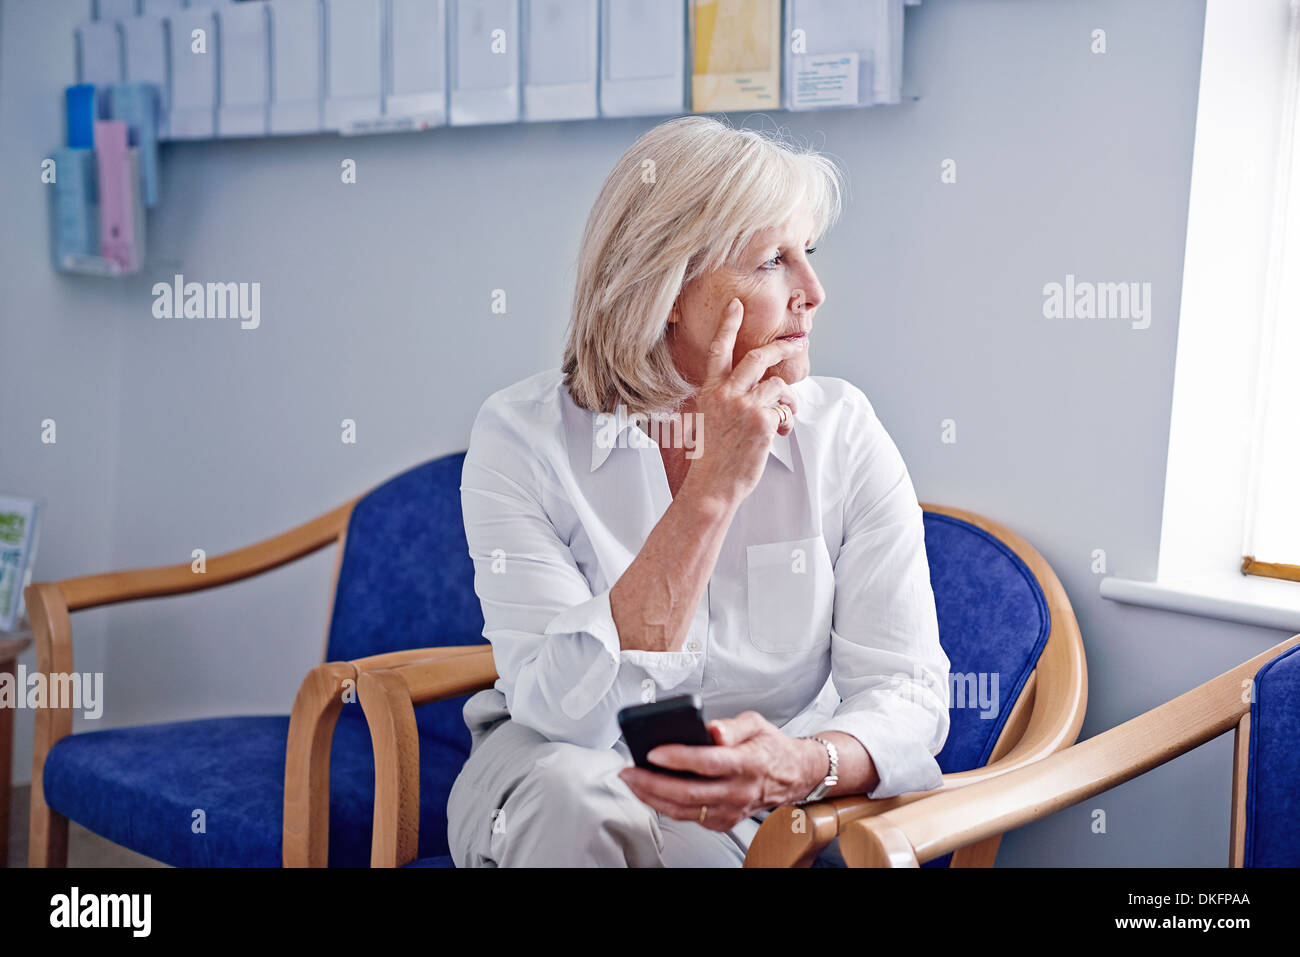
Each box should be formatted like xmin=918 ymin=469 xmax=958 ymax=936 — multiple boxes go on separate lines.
xmin=327 ymin=450 xmax=487 ymax=746
xmin=1244 ymin=643 xmax=1300 ymax=867
xmin=327 ymin=450 xmax=485 ymax=662
xmin=919 ymin=511 xmax=1052 ymax=867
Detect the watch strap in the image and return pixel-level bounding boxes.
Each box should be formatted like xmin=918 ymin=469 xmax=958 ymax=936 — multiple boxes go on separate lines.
xmin=797 ymin=735 xmax=839 ymax=805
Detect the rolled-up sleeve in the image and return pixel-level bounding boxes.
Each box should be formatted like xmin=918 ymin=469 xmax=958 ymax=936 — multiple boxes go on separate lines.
xmin=461 ymin=398 xmax=702 ymax=749
xmin=816 ymin=390 xmax=951 ymax=799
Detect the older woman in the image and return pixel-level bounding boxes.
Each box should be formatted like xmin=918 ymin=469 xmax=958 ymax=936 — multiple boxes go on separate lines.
xmin=447 ymin=115 xmax=951 ymax=867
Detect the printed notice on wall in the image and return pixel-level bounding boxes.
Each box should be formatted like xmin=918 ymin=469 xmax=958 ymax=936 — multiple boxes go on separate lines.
xmin=0 ymin=495 xmax=40 ymax=632
xmin=791 ymin=52 xmax=861 ymax=108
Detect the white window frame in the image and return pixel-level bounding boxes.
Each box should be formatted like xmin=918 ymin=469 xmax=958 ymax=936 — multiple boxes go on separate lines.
xmin=1100 ymin=0 xmax=1300 ymax=631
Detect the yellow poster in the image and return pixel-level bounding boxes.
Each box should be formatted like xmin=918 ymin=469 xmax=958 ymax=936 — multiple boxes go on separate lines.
xmin=690 ymin=0 xmax=782 ymax=113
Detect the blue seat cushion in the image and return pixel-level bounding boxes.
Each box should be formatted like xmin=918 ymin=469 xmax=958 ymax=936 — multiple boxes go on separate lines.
xmin=42 ymin=704 xmax=470 ymax=867
xmin=1244 ymin=643 xmax=1300 ymax=867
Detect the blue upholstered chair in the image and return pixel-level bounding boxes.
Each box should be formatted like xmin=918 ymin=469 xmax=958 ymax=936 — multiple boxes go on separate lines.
xmin=25 ymin=451 xmax=486 ymax=867
xmin=1241 ymin=642 xmax=1300 ymax=866
xmin=835 ymin=635 xmax=1300 ymax=867
xmin=356 ymin=504 xmax=1089 ymax=868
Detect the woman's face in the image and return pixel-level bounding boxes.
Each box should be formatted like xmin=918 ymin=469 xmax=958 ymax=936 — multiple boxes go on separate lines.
xmin=668 ymin=208 xmax=825 ymax=391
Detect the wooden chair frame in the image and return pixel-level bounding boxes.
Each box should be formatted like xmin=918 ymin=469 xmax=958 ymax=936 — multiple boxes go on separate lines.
xmin=21 ymin=489 xmax=474 ymax=868
xmin=835 ymin=633 xmax=1300 ymax=867
xmin=356 ymin=503 xmax=1087 ymax=868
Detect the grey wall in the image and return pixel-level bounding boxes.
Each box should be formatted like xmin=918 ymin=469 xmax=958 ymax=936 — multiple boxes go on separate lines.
xmin=3 ymin=0 xmax=1288 ymax=866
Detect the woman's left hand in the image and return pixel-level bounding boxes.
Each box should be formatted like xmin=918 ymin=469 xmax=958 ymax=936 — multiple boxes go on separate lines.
xmin=617 ymin=711 xmax=822 ymax=832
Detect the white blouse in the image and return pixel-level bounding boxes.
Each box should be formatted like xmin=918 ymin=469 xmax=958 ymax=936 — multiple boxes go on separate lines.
xmin=459 ymin=368 xmax=951 ymax=799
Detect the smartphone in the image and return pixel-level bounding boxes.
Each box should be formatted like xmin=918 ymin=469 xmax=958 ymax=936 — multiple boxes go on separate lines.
xmin=617 ymin=694 xmax=715 ymax=778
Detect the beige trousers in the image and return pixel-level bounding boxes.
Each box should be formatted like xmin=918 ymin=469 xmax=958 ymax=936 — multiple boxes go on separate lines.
xmin=447 ymin=687 xmax=766 ymax=867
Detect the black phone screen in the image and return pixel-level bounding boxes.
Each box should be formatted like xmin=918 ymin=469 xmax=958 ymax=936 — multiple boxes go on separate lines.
xmin=617 ymin=694 xmax=715 ymax=779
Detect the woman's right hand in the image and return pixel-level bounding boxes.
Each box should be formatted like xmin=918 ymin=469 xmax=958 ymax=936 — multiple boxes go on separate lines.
xmin=680 ymin=297 xmax=806 ymax=509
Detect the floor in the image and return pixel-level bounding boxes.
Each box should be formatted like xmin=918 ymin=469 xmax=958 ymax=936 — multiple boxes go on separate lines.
xmin=6 ymin=784 xmax=168 ymax=867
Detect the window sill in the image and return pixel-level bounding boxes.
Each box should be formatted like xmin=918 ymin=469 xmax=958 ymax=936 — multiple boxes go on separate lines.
xmin=1099 ymin=574 xmax=1300 ymax=632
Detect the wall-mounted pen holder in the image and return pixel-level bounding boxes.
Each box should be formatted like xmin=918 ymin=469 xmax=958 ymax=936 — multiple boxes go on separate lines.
xmin=48 ymin=82 xmax=159 ymax=278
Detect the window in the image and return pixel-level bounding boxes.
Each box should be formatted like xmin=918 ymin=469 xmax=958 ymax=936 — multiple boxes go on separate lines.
xmin=1241 ymin=0 xmax=1300 ymax=583
xmin=1101 ymin=0 xmax=1300 ymax=628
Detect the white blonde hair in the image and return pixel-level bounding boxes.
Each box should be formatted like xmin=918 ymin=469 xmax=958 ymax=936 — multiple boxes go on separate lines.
xmin=561 ymin=115 xmax=844 ymax=415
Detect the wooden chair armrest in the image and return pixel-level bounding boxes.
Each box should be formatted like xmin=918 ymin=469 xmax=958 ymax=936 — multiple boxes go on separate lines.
xmin=281 ymin=644 xmax=495 ymax=867
xmin=743 ymin=751 xmax=1049 ymax=868
xmin=31 ymin=500 xmax=355 ymax=614
xmin=357 ymin=648 xmax=498 ymax=867
xmin=349 ymin=644 xmax=490 ymax=674
xmin=373 ymin=647 xmax=498 ymax=706
xmin=24 ymin=500 xmax=354 ymax=707
xmin=839 ymin=633 xmax=1300 ymax=867
xmin=745 ymin=661 xmax=1080 ymax=867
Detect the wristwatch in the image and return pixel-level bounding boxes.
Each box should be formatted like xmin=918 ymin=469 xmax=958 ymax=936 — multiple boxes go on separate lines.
xmin=796 ymin=736 xmax=839 ymax=805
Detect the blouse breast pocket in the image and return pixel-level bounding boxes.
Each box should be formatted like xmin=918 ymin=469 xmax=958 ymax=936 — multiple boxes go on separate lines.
xmin=745 ymin=535 xmax=836 ymax=654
